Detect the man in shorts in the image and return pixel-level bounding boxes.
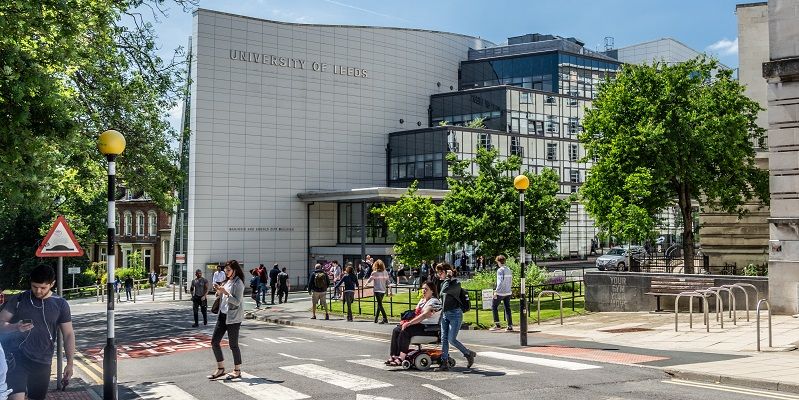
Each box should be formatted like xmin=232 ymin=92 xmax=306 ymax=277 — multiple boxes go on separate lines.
xmin=308 ymin=263 xmax=330 ymax=320
xmin=0 ymin=264 xmax=75 ymax=400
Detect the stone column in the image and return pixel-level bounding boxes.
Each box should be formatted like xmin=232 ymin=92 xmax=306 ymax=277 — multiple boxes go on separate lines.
xmin=763 ymin=0 xmax=799 ymax=315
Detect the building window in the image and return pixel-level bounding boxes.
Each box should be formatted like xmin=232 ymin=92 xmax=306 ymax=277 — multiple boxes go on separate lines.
xmin=546 ymin=143 xmax=557 ymax=161
xmin=115 ymin=212 xmax=120 ymax=233
xmin=337 ymin=202 xmax=395 ymax=244
xmin=520 ymin=92 xmax=532 ymax=104
xmin=479 ymin=133 xmax=493 ymax=150
xmin=571 ymin=185 xmax=579 ymax=193
xmin=570 ymin=170 xmax=581 ymax=183
xmin=124 ymin=212 xmax=132 ymax=236
xmin=569 ymin=144 xmax=579 ymax=161
xmin=510 ymin=137 xmax=524 ymax=158
xmin=569 ymin=118 xmax=580 ymax=135
xmin=136 ymin=212 xmax=145 ymax=236
xmin=528 ymin=120 xmax=544 ymax=135
xmin=546 ymin=115 xmax=559 ymax=134
xmin=148 ymin=211 xmax=157 ymax=236
xmin=545 ymin=95 xmax=556 ymax=104
xmin=99 ymin=246 xmax=107 ymax=262
xmin=143 ymin=249 xmax=152 ymax=271
xmin=161 ymin=240 xmax=170 ymax=267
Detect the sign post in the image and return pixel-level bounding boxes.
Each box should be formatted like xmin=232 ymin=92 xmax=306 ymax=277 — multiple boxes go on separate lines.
xmin=68 ymin=267 xmax=81 ymax=288
xmin=36 ymin=215 xmax=84 ymax=391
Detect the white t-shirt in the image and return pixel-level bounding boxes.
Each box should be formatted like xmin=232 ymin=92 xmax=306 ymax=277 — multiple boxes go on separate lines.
xmin=369 ymin=271 xmax=390 ymax=293
xmin=417 ymin=297 xmax=442 ymax=325
xmin=212 ymin=270 xmax=226 ymax=284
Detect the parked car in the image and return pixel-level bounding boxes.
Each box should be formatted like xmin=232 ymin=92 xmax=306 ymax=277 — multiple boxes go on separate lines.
xmin=595 ymin=246 xmax=648 ymax=271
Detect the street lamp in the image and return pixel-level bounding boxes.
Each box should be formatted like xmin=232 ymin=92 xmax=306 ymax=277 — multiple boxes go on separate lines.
xmin=513 ymin=174 xmax=529 ymax=346
xmin=98 ymin=129 xmax=125 ymax=400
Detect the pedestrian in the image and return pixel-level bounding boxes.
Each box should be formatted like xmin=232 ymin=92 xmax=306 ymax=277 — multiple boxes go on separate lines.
xmin=190 ymin=269 xmax=209 ymax=327
xmin=208 ymin=260 xmax=245 ymax=380
xmin=269 ymin=263 xmax=280 ymax=304
xmin=257 ymin=264 xmax=268 ymax=305
xmin=366 ymin=259 xmax=390 ymax=324
xmin=334 ymin=264 xmax=359 ymax=321
xmin=418 ymin=260 xmax=429 ymax=289
xmin=0 ymin=264 xmax=76 ymax=400
xmin=276 ymin=267 xmax=290 ymax=304
xmin=212 ymin=264 xmax=225 ymax=290
xmin=308 ymin=263 xmax=330 ymax=320
xmin=331 ymin=260 xmax=343 ymax=300
xmin=113 ymin=275 xmax=121 ymax=300
xmin=386 ymin=280 xmax=441 ymax=366
xmin=490 ymin=255 xmax=513 ymax=332
xmin=0 ymin=341 xmax=8 ymax=400
xmin=124 ymin=275 xmax=134 ymax=301
xmin=436 ymin=263 xmax=476 ymax=370
xmin=249 ymin=269 xmax=261 ymax=309
xmin=148 ymin=269 xmax=159 ymax=296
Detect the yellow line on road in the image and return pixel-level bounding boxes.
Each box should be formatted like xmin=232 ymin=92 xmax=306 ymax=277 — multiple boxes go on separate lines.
xmin=663 ymin=379 xmax=799 ymax=399
xmin=74 ymin=351 xmax=103 ymax=384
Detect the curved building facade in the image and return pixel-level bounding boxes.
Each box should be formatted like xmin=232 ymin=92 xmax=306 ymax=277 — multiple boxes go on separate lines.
xmin=187 ymin=9 xmax=493 ymax=277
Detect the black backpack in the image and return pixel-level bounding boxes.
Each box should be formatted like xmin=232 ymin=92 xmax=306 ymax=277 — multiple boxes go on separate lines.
xmin=313 ymin=271 xmax=329 ymax=291
xmin=459 ymin=288 xmax=471 ymax=313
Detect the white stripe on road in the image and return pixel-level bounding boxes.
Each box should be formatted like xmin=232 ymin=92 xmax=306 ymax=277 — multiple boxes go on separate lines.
xmin=663 ymin=379 xmax=799 ymax=399
xmin=467 ymin=363 xmax=528 ymax=376
xmin=281 ymin=363 xmax=392 ymax=391
xmin=347 ymin=358 xmax=466 ymax=381
xmin=478 ymin=351 xmax=601 ymax=371
xmin=132 ymin=382 xmax=199 ymax=400
xmin=421 ymin=384 xmax=463 ymax=399
xmin=278 ymin=352 xmax=324 ymax=362
xmin=219 ymin=372 xmax=310 ymax=400
xmin=356 ymin=395 xmax=398 ymax=400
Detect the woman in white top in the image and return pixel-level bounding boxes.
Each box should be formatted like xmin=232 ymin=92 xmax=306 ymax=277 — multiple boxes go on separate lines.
xmin=386 ymin=281 xmax=442 ymax=366
xmin=366 ymin=259 xmax=391 ymax=324
xmin=208 ymin=260 xmax=245 ymax=380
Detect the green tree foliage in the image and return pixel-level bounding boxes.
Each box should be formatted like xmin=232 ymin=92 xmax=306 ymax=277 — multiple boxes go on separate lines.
xmin=371 ymin=182 xmax=449 ymax=268
xmin=441 ymin=147 xmax=571 ymax=261
xmin=580 ymin=57 xmax=768 ymax=272
xmin=0 ymin=1 xmax=194 ymax=287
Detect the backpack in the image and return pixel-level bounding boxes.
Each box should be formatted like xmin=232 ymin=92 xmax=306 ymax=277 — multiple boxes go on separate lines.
xmin=459 ymin=287 xmax=471 ymax=313
xmin=313 ymin=271 xmax=329 ymax=291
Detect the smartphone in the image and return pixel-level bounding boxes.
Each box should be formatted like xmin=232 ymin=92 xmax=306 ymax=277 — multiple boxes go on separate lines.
xmin=21 ymin=319 xmax=32 ymax=324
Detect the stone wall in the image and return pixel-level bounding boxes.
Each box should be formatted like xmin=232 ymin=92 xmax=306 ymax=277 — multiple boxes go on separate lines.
xmin=585 ymin=271 xmax=768 ymax=312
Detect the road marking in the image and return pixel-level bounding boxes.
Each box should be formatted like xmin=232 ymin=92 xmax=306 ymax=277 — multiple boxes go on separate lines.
xmin=663 ymin=379 xmax=799 ymax=399
xmin=467 ymin=363 xmax=528 ymax=376
xmin=281 ymin=363 xmax=392 ymax=391
xmin=132 ymin=382 xmax=199 ymax=399
xmin=356 ymin=395 xmax=398 ymax=400
xmin=478 ymin=351 xmax=601 ymax=371
xmin=73 ymin=352 xmax=103 ymax=384
xmin=278 ymin=353 xmax=323 ymax=362
xmin=220 ymin=372 xmax=310 ymax=400
xmin=253 ymin=337 xmax=314 ymax=344
xmin=347 ymin=358 xmax=466 ymax=381
xmin=421 ymin=384 xmax=462 ymax=399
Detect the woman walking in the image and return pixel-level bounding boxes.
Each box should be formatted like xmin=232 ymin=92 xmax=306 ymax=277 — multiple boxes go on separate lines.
xmin=334 ymin=263 xmax=359 ymax=321
xmin=367 ymin=259 xmax=390 ymax=324
xmin=208 ymin=259 xmax=245 ymax=380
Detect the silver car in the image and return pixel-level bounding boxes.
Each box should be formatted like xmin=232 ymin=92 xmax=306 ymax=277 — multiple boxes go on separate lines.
xmin=595 ymin=246 xmax=648 ymax=271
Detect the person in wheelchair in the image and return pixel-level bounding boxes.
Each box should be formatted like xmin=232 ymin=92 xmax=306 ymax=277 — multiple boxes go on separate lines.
xmin=386 ymin=281 xmax=442 ymax=366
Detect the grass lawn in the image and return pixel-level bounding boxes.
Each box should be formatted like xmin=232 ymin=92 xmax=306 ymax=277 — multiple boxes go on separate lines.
xmin=326 ymin=288 xmax=585 ymax=329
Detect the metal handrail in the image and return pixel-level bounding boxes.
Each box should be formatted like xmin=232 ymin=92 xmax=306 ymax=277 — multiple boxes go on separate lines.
xmin=721 ymin=284 xmax=750 ymax=322
xmin=536 ymin=290 xmax=563 ymax=325
xmin=756 ymin=298 xmax=772 ymax=351
xmin=675 ymin=291 xmax=710 ymax=332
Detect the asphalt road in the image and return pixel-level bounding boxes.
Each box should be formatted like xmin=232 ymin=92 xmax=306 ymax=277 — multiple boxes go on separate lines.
xmin=67 ymin=300 xmax=799 ymax=400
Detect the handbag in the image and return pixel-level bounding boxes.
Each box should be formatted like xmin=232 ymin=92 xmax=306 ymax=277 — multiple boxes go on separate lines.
xmin=210 ymin=297 xmax=221 ymax=314
xmin=400 ymin=309 xmax=416 ymax=321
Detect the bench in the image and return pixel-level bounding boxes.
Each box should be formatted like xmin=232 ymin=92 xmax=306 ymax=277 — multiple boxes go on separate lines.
xmin=645 ymin=276 xmax=715 ymax=312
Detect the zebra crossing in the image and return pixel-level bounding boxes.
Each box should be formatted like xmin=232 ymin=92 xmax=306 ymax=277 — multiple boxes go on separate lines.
xmin=129 ymin=351 xmax=600 ymax=400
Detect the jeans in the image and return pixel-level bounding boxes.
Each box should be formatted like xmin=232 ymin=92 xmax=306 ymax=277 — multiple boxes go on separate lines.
xmin=125 ymin=286 xmax=132 ymax=301
xmin=258 ymin=283 xmax=268 ymax=303
xmin=492 ymin=295 xmax=513 ymax=327
xmin=440 ymin=309 xmax=470 ymax=361
xmin=192 ymin=295 xmax=208 ymax=325
xmin=374 ymin=292 xmax=388 ymax=322
xmin=277 ymin=285 xmax=288 ymax=303
xmin=270 ymin=284 xmax=277 ymax=304
xmin=343 ymin=291 xmax=354 ymax=320
xmin=211 ymin=313 xmax=242 ymax=365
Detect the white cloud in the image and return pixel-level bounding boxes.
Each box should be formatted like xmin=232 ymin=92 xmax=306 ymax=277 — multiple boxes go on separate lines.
xmin=270 ymin=9 xmax=313 ymax=24
xmin=706 ymin=37 xmax=738 ymax=57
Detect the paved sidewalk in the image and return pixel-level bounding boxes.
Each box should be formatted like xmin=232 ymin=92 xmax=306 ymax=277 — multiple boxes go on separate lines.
xmin=245 ymin=294 xmax=799 ymax=394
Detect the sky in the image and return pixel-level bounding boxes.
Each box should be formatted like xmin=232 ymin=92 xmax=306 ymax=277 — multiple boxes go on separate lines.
xmin=147 ymin=0 xmax=748 ymax=125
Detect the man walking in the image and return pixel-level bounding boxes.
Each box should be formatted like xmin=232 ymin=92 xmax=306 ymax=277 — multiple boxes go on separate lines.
xmin=0 ymin=264 xmax=76 ymax=400
xmin=276 ymin=267 xmax=290 ymax=304
xmin=436 ymin=263 xmax=476 ymax=370
xmin=148 ymin=269 xmax=158 ymax=296
xmin=490 ymin=255 xmax=513 ymax=331
xmin=124 ymin=275 xmax=134 ymax=301
xmin=190 ymin=269 xmax=209 ymax=327
xmin=269 ymin=263 xmax=280 ymax=305
xmin=308 ymin=263 xmax=330 ymax=320
xmin=212 ymin=264 xmax=226 ymax=290
xmin=331 ymin=260 xmax=343 ymax=299
xmin=257 ymin=264 xmax=268 ymax=305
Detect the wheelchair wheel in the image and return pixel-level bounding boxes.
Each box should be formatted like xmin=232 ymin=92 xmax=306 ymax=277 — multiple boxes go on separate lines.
xmin=401 ymin=359 xmax=411 ymax=370
xmin=447 ymin=358 xmax=456 ymax=368
xmin=415 ymin=353 xmax=432 ymax=370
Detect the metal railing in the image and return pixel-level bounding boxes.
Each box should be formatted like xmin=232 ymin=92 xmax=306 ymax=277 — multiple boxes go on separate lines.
xmin=536 ymin=290 xmax=563 ymax=325
xmin=675 ymin=291 xmax=710 ymax=332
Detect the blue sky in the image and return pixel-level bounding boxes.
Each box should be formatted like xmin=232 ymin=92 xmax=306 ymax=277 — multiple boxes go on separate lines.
xmin=151 ymin=0 xmax=747 ymax=123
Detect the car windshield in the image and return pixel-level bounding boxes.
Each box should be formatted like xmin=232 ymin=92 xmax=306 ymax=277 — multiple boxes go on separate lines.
xmin=606 ymin=249 xmax=625 ymax=255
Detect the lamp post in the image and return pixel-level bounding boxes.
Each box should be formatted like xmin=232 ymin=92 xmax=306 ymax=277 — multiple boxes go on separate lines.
xmin=513 ymin=174 xmax=529 ymax=346
xmin=98 ymin=129 xmax=126 ymax=400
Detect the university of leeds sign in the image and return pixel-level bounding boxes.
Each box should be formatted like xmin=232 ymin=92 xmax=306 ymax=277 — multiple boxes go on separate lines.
xmin=229 ymin=50 xmax=368 ymax=78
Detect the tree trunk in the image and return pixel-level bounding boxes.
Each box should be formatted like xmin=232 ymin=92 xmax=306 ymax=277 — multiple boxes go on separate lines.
xmin=678 ymin=185 xmax=695 ymax=274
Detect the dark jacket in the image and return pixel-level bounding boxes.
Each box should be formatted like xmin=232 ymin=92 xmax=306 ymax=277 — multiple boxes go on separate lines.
xmin=308 ymin=269 xmax=330 ymax=293
xmin=269 ymin=267 xmax=280 ymax=285
xmin=334 ymin=273 xmax=359 ymax=292
xmin=439 ymin=277 xmax=464 ymax=312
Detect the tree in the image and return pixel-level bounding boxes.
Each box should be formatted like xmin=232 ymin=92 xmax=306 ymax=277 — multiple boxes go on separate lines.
xmin=441 ymin=147 xmax=570 ymax=261
xmin=580 ymin=57 xmax=769 ymax=273
xmin=371 ymin=182 xmax=449 ymax=268
xmin=0 ymin=1 xmax=195 ymax=287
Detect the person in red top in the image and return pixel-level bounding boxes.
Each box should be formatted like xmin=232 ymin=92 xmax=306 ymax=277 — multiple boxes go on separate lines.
xmin=256 ymin=264 xmax=268 ymax=305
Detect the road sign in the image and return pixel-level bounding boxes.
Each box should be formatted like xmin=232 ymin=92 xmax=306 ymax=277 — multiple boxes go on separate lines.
xmin=176 ymin=254 xmax=185 ymax=264
xmin=482 ymin=289 xmax=494 ymax=310
xmin=35 ymin=215 xmax=84 ymax=257
xmin=68 ymin=267 xmax=81 ymax=274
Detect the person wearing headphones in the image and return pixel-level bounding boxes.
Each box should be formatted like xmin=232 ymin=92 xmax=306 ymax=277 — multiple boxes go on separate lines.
xmin=0 ymin=264 xmax=75 ymax=400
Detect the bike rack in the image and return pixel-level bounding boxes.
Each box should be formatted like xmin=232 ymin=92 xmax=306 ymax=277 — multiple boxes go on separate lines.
xmin=536 ymin=290 xmax=563 ymax=325
xmin=733 ymin=283 xmax=759 ymax=322
xmin=756 ymin=299 xmax=772 ymax=351
xmin=675 ymin=291 xmax=710 ymax=332
xmin=721 ymin=284 xmax=750 ymax=322
xmin=707 ymin=286 xmax=736 ymax=326
xmin=698 ymin=289 xmax=725 ymax=328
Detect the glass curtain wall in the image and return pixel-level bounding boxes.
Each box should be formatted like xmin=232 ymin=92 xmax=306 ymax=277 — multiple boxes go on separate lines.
xmin=337 ymin=202 xmax=396 ymax=244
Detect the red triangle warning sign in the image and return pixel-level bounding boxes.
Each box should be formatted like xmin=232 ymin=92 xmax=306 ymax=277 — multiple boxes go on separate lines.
xmin=36 ymin=215 xmax=84 ymax=257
